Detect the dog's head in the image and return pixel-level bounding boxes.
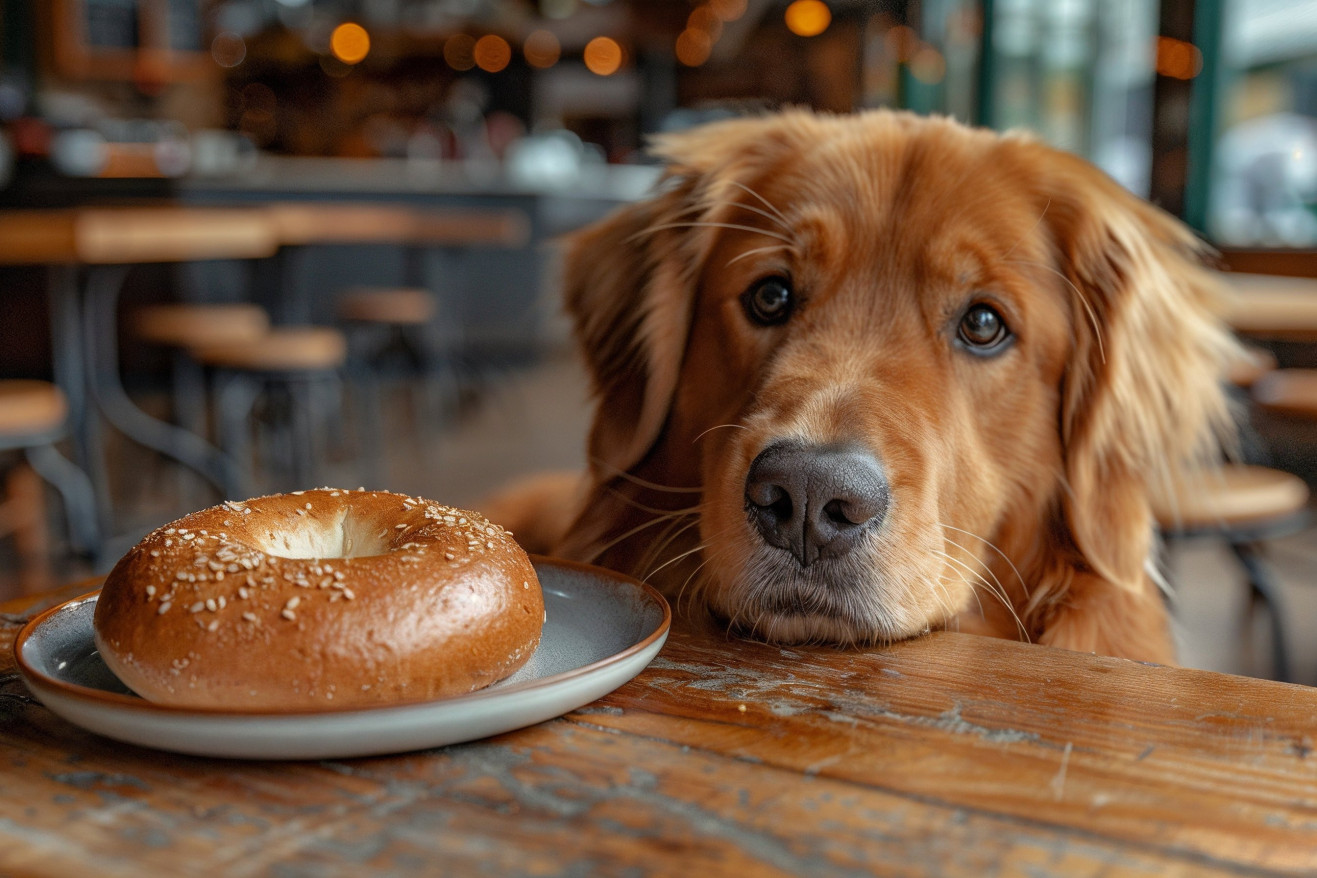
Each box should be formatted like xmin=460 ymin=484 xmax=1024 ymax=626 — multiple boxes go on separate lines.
xmin=557 ymin=109 xmax=1235 ymax=653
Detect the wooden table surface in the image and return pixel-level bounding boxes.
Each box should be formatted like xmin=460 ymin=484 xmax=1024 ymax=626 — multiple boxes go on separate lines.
xmin=3 ymin=581 xmax=1316 ymax=876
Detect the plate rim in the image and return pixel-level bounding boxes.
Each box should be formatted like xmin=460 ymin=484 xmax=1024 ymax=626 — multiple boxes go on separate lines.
xmin=15 ymin=554 xmax=671 ymax=721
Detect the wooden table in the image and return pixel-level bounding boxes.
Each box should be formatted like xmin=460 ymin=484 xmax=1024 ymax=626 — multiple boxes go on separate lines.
xmin=0 ymin=207 xmax=280 ymax=557
xmin=3 ymin=583 xmax=1316 ymax=875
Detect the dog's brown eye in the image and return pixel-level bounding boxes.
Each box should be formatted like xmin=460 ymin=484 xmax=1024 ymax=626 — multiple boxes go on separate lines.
xmin=743 ymin=276 xmax=794 ymax=326
xmin=957 ymin=304 xmax=1011 ymax=353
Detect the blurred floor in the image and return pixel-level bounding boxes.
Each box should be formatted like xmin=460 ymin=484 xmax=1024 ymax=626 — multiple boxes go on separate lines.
xmin=2 ymin=352 xmax=1314 ymax=685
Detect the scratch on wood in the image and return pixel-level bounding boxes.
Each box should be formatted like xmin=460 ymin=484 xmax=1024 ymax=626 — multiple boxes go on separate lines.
xmin=1050 ymin=742 xmax=1073 ymax=802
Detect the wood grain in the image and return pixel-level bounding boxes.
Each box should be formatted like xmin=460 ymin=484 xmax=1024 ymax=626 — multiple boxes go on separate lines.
xmin=3 ymin=583 xmax=1315 ymax=876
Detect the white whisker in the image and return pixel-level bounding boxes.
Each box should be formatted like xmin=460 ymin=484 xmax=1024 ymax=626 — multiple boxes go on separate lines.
xmin=633 ymin=221 xmax=794 ymax=246
xmin=589 ymin=458 xmax=703 ymax=493
xmin=583 ymin=510 xmax=694 ymax=566
xmin=939 ymin=523 xmax=1030 ymax=599
xmin=724 ymin=179 xmax=793 ymax=231
xmin=692 ymin=423 xmax=748 ymax=444
xmin=727 ymin=244 xmax=793 ymax=267
xmin=1007 ymin=258 xmax=1105 ymax=364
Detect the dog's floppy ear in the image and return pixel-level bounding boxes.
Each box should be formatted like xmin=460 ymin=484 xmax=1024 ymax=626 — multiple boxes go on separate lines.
xmin=563 ymin=112 xmax=811 ymax=478
xmin=1041 ymin=147 xmax=1238 ymax=595
xmin=561 ymin=184 xmax=698 ymax=478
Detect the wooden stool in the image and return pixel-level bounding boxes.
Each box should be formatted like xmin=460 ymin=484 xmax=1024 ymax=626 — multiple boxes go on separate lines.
xmin=1225 ymin=345 xmax=1278 ymax=389
xmin=337 ymin=286 xmax=448 ymax=488
xmin=1154 ymin=464 xmax=1310 ymax=681
xmin=1252 ymin=368 xmax=1317 ymax=419
xmin=132 ymin=303 xmax=271 ymax=466
xmin=1221 ymin=273 xmax=1317 ymax=342
xmin=0 ymin=381 xmax=102 ymax=578
xmin=191 ymin=327 xmax=347 ymax=494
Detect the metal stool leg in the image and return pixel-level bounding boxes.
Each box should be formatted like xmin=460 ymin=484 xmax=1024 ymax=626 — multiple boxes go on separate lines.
xmin=213 ymin=371 xmax=261 ymax=498
xmin=24 ymin=442 xmax=102 ymax=564
xmin=1231 ymin=541 xmax=1292 ymax=683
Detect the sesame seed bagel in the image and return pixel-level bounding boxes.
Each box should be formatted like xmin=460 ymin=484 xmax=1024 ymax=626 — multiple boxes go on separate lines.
xmin=93 ymin=488 xmax=544 ymax=710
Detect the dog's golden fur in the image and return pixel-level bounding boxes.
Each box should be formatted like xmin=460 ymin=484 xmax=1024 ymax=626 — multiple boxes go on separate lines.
xmin=492 ymin=108 xmax=1237 ymax=664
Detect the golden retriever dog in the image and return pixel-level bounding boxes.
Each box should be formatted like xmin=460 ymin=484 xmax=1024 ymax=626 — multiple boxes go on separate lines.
xmin=488 ymin=108 xmax=1237 ymax=664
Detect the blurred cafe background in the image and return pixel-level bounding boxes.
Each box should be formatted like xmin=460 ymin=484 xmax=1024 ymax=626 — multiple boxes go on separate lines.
xmin=1 ymin=0 xmax=1316 ymax=680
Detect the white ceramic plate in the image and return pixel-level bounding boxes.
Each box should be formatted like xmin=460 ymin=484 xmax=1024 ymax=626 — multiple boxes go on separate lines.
xmin=15 ymin=557 xmax=669 ymax=761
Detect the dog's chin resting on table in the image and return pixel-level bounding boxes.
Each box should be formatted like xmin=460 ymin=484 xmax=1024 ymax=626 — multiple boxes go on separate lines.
xmin=482 ymin=108 xmax=1238 ymax=665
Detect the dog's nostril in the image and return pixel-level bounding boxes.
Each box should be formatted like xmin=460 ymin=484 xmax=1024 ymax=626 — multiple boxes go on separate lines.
xmin=823 ymin=498 xmax=856 ymax=527
xmin=745 ymin=441 xmax=889 ymax=566
xmin=747 ymin=481 xmax=787 ymax=511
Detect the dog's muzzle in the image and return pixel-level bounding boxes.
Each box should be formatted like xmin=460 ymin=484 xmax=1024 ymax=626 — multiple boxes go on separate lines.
xmin=744 ymin=441 xmax=889 ymax=567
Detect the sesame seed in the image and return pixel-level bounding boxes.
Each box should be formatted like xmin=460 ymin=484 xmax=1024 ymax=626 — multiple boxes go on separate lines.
xmin=242 ymin=612 xmax=258 ymax=623
xmin=145 ymin=585 xmax=156 ymax=597
xmin=523 ymin=581 xmax=529 ymax=590
xmin=305 ymin=503 xmax=312 ymax=510
xmin=207 ymin=620 xmax=220 ymax=632
xmin=149 ymin=550 xmax=161 ymax=558
xmin=157 ymin=602 xmax=172 ymax=615
xmin=342 ymin=588 xmax=355 ymax=600
xmin=281 ymin=609 xmax=296 ymax=621
xmin=183 ymin=533 xmax=196 ymax=541
xmin=190 ymin=602 xmax=205 ymax=613
xmin=285 ymin=596 xmax=301 ymax=610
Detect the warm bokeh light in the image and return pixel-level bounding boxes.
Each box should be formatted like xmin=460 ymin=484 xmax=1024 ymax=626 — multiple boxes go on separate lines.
xmin=329 ymin=22 xmax=370 ymax=65
xmin=909 ymin=45 xmax=946 ymax=84
xmin=583 ymin=36 xmax=623 ymax=76
xmin=524 ymin=29 xmax=562 ymax=68
xmin=710 ymin=0 xmax=747 ymax=21
xmin=675 ymin=28 xmax=713 ymax=67
xmin=444 ymin=33 xmax=477 ymax=71
xmin=688 ymin=5 xmax=723 ymax=41
xmin=784 ymin=0 xmax=831 ymax=37
xmin=210 ymin=31 xmax=246 ymax=68
xmin=474 ymin=34 xmax=512 ymax=72
xmin=1156 ymin=36 xmax=1203 ymax=80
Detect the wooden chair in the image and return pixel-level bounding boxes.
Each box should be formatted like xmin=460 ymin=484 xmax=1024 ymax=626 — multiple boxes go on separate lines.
xmin=191 ymin=327 xmax=348 ymax=495
xmin=0 ymin=381 xmax=102 ymax=583
xmin=1154 ymin=464 xmax=1310 ymax=681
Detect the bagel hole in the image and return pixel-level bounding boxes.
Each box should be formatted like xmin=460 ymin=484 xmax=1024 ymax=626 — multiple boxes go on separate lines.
xmin=252 ymin=510 xmax=393 ymax=559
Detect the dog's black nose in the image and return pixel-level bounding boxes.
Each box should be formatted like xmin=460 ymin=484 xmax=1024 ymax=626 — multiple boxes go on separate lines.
xmin=745 ymin=442 xmax=889 ymax=567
